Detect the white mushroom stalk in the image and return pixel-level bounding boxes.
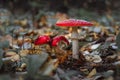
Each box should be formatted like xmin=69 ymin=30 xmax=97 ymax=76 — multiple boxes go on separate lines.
xmin=71 ymin=27 xmax=79 ymax=59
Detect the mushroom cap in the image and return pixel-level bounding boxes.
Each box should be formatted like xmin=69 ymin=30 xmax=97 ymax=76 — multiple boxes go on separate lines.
xmin=34 ymin=35 xmax=51 ymax=45
xmin=56 ymin=19 xmax=93 ymax=27
xmin=51 ymin=35 xmax=69 ymax=47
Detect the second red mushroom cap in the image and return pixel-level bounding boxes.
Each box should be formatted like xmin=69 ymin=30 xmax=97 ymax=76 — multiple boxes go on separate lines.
xmin=34 ymin=35 xmax=51 ymax=45
xmin=51 ymin=35 xmax=69 ymax=47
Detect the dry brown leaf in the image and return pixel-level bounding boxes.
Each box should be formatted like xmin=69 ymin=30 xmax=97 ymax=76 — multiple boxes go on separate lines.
xmin=40 ymin=59 xmax=59 ymax=75
xmin=87 ymin=68 xmax=97 ymax=78
xmin=0 ymin=35 xmax=13 ymax=44
xmin=39 ymin=15 xmax=47 ymax=26
xmin=16 ymin=63 xmax=26 ymax=71
xmin=19 ymin=50 xmax=29 ymax=56
xmin=11 ymin=54 xmax=20 ymax=61
xmin=5 ymin=51 xmax=17 ymax=57
xmin=20 ymin=19 xmax=28 ymax=27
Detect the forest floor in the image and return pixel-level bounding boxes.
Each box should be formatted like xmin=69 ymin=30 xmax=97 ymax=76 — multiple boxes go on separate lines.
xmin=0 ymin=7 xmax=120 ymax=80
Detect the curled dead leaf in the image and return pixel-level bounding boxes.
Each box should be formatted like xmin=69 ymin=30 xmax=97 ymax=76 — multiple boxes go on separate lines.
xmin=19 ymin=50 xmax=29 ymax=56
xmin=87 ymin=68 xmax=97 ymax=78
xmin=5 ymin=50 xmax=17 ymax=57
xmin=40 ymin=59 xmax=59 ymax=75
xmin=93 ymin=55 xmax=102 ymax=63
xmin=85 ymin=55 xmax=93 ymax=62
xmin=11 ymin=54 xmax=20 ymax=61
xmin=85 ymin=55 xmax=102 ymax=63
xmin=16 ymin=63 xmax=27 ymax=71
xmin=90 ymin=43 xmax=101 ymax=50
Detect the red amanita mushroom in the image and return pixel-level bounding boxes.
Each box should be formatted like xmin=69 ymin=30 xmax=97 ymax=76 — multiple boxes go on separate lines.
xmin=34 ymin=35 xmax=51 ymax=45
xmin=56 ymin=19 xmax=93 ymax=59
xmin=51 ymin=35 xmax=69 ymax=49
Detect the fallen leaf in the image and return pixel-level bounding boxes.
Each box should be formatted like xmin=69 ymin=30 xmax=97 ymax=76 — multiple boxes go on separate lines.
xmin=87 ymin=68 xmax=97 ymax=78
xmin=11 ymin=54 xmax=20 ymax=61
xmin=5 ymin=50 xmax=17 ymax=57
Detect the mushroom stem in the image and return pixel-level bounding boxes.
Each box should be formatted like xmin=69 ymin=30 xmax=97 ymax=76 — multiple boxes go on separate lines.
xmin=71 ymin=27 xmax=79 ymax=59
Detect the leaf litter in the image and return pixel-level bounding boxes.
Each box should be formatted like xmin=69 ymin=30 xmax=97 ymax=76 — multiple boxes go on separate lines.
xmin=0 ymin=8 xmax=120 ymax=80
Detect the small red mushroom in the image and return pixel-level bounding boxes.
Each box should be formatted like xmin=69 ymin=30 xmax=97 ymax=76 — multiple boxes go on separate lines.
xmin=51 ymin=35 xmax=69 ymax=48
xmin=56 ymin=19 xmax=93 ymax=59
xmin=34 ymin=35 xmax=51 ymax=45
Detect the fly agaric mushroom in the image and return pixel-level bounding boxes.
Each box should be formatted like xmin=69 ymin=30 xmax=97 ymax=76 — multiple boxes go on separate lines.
xmin=56 ymin=19 xmax=93 ymax=59
xmin=51 ymin=35 xmax=69 ymax=49
xmin=34 ymin=35 xmax=51 ymax=45
xmin=51 ymin=35 xmax=69 ymax=59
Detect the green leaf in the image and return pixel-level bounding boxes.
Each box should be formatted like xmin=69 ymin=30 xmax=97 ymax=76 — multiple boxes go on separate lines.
xmin=25 ymin=52 xmax=48 ymax=77
xmin=0 ymin=40 xmax=9 ymax=49
xmin=0 ymin=75 xmax=12 ymax=80
xmin=116 ymin=32 xmax=120 ymax=50
xmin=40 ymin=59 xmax=58 ymax=75
xmin=35 ymin=74 xmax=54 ymax=80
xmin=57 ymin=68 xmax=79 ymax=80
xmin=59 ymin=70 xmax=79 ymax=78
xmin=0 ymin=49 xmax=3 ymax=69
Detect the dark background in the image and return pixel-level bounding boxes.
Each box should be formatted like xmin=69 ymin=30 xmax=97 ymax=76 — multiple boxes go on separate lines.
xmin=0 ymin=0 xmax=120 ymax=14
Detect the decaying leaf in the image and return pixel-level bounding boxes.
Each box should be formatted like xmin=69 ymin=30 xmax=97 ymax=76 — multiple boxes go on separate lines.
xmin=90 ymin=43 xmax=101 ymax=50
xmin=85 ymin=54 xmax=102 ymax=63
xmin=5 ymin=50 xmax=17 ymax=57
xmin=0 ymin=40 xmax=9 ymax=49
xmin=11 ymin=54 xmax=20 ymax=61
xmin=0 ymin=75 xmax=12 ymax=80
xmin=87 ymin=68 xmax=97 ymax=78
xmin=40 ymin=59 xmax=58 ymax=75
xmin=19 ymin=50 xmax=29 ymax=56
xmin=0 ymin=49 xmax=3 ymax=68
xmin=93 ymin=55 xmax=102 ymax=63
xmin=116 ymin=32 xmax=120 ymax=50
